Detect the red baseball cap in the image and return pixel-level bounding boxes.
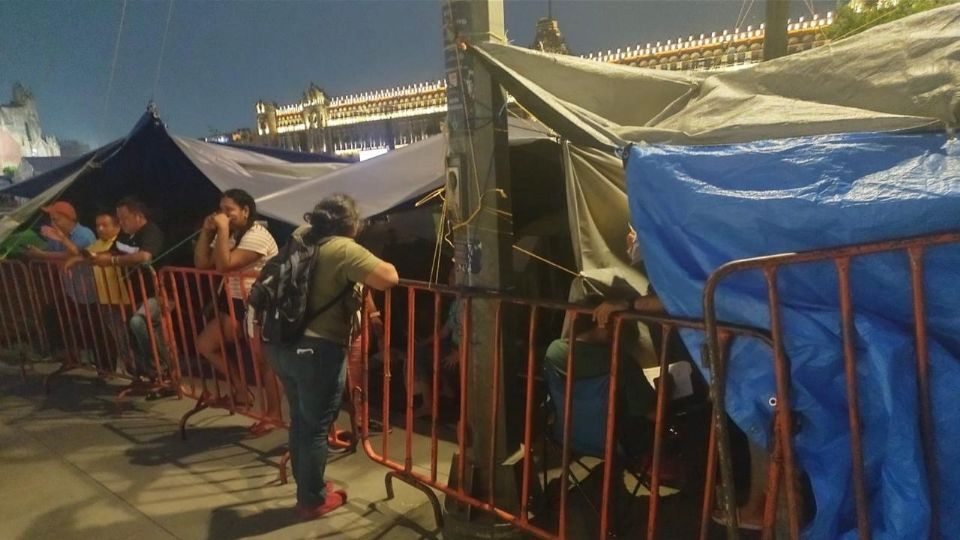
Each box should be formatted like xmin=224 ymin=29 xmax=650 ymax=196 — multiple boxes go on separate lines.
xmin=41 ymin=201 xmax=77 ymax=222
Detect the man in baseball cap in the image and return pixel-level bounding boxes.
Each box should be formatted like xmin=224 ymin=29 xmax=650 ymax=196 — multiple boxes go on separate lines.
xmin=26 ymin=200 xmax=97 ymax=367
xmin=41 ymin=201 xmax=78 ymax=222
xmin=27 ymin=200 xmax=93 ymax=261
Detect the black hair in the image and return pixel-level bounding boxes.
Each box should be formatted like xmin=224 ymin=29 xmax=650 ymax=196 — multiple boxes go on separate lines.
xmin=94 ymin=209 xmax=118 ymax=225
xmin=116 ymin=196 xmax=149 ymax=218
xmin=221 ymin=188 xmax=257 ymax=238
xmin=305 ymin=193 xmax=361 ymax=243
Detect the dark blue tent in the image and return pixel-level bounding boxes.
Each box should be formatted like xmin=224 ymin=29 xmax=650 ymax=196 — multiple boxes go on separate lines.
xmin=0 ymin=109 xmax=348 ymax=264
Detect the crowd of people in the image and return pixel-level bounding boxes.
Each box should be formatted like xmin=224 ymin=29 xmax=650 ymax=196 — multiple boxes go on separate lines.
xmin=21 ymin=190 xmax=400 ymax=519
xmin=16 ymin=188 xmax=722 ymax=525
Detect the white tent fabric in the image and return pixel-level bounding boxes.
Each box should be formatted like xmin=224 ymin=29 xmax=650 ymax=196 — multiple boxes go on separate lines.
xmin=172 ymin=136 xmax=349 ymax=200
xmin=257 ymin=134 xmax=447 ymax=221
xmin=255 ymin=115 xmax=556 ymax=222
xmin=472 ymin=4 xmax=960 ymax=148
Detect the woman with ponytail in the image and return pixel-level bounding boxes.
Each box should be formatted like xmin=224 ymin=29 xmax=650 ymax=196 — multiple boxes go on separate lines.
xmin=266 ymin=193 xmax=398 ymax=520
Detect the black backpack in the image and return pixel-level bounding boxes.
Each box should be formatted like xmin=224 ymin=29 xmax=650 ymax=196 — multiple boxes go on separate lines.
xmin=248 ymin=235 xmax=349 ymax=345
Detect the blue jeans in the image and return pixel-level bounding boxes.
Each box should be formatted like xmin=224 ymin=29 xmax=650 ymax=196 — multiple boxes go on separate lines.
xmin=128 ymin=298 xmax=168 ymax=378
xmin=266 ymin=336 xmax=346 ymax=506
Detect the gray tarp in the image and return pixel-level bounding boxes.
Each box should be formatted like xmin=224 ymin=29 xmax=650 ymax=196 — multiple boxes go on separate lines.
xmin=564 ymin=142 xmax=649 ymax=296
xmin=472 ymin=4 xmax=960 ymax=149
xmin=172 ymin=137 xmax=348 ymax=201
xmin=255 ymin=115 xmax=555 ymax=221
xmin=467 ymin=5 xmax=960 ymax=298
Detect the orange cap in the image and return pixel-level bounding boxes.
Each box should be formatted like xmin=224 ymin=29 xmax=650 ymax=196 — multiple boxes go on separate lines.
xmin=41 ymin=201 xmax=77 ymax=222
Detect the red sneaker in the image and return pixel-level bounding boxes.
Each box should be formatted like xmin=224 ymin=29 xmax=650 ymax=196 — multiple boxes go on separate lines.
xmin=296 ymin=489 xmax=348 ymax=520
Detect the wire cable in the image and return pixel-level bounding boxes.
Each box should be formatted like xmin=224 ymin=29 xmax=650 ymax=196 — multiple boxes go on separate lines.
xmin=104 ymin=0 xmax=128 ymax=115
xmin=152 ymin=0 xmax=175 ymax=100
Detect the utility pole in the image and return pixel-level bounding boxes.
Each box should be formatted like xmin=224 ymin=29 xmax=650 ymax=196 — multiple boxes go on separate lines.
xmin=763 ymin=0 xmax=790 ymax=61
xmin=441 ymin=0 xmax=519 ymax=537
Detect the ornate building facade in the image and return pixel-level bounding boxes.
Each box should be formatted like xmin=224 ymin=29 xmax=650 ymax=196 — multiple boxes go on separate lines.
xmin=254 ymin=14 xmax=832 ymax=157
xmin=255 ymin=81 xmax=446 ymax=159
xmin=0 ymin=83 xmax=60 ymax=167
xmin=584 ymin=13 xmax=832 ymax=70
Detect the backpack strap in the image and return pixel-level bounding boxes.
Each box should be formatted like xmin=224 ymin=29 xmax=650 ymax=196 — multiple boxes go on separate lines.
xmin=301 ymin=235 xmax=352 ymax=326
xmin=307 ymin=281 xmax=353 ymax=322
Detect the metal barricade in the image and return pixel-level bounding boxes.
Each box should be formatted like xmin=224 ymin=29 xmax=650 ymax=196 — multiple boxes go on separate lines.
xmin=158 ymin=266 xmax=353 ymax=483
xmin=356 ymin=280 xmax=776 ymax=539
xmin=0 ymin=259 xmax=44 ymax=379
xmin=159 ymin=267 xmax=279 ymax=433
xmin=27 ymin=260 xmax=179 ymax=403
xmin=703 ymin=230 xmax=960 ymax=540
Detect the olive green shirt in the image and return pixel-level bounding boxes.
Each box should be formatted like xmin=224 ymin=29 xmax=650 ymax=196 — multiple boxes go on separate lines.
xmin=303 ymin=236 xmax=383 ymax=345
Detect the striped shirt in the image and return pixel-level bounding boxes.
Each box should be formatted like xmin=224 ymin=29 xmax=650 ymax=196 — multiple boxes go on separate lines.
xmin=213 ymin=222 xmax=278 ymax=299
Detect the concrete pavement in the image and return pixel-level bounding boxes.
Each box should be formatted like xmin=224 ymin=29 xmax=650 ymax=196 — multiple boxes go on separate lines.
xmin=0 ymin=363 xmax=443 ymax=540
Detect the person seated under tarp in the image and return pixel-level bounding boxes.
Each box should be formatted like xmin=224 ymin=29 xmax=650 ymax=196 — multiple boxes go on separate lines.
xmin=543 ymin=316 xmax=657 ymax=460
xmin=544 ymin=223 xmax=699 ymax=469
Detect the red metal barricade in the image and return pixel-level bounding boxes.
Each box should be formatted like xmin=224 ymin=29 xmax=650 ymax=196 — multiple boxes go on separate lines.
xmin=159 ymin=267 xmax=280 ymax=431
xmin=0 ymin=259 xmax=45 ymax=379
xmin=27 ymin=260 xmax=179 ymax=402
xmin=355 ymin=280 xmax=776 ymax=539
xmin=703 ymin=230 xmax=960 ymax=540
xmin=158 ymin=266 xmax=354 ymax=482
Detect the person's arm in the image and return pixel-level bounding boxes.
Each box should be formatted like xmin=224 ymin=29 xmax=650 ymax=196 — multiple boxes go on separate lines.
xmin=592 ymin=299 xmax=630 ymax=329
xmin=592 ymin=291 xmax=665 ymax=328
xmin=63 ymin=255 xmax=87 ymax=271
xmin=194 ymin=217 xmax=216 ymax=269
xmin=56 ymin=235 xmax=83 ymax=257
xmin=23 ymin=246 xmax=69 ymax=261
xmin=633 ymin=294 xmax=664 ymax=312
xmin=209 ymin=214 xmax=235 ymax=271
xmin=363 ymin=262 xmax=399 ymax=291
xmin=92 ymin=250 xmax=151 ymax=267
xmin=33 ymin=226 xmax=80 ymax=260
xmin=94 ymin=225 xmax=163 ymax=267
xmin=343 ymin=241 xmax=399 ymax=291
xmin=365 ymin=295 xmax=384 ymax=338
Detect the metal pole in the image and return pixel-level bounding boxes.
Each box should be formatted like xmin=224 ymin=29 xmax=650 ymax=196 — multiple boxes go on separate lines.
xmin=441 ymin=0 xmax=518 ymax=536
xmin=763 ymin=0 xmax=790 ymax=61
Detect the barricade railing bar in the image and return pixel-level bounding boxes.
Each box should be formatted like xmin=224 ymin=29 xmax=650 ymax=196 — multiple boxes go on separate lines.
xmin=158 ymin=267 xmax=278 ymax=429
xmin=703 ymin=230 xmax=960 ymax=540
xmin=157 ymin=266 xmax=353 ymax=479
xmin=0 ymin=259 xmax=44 ymax=378
xmin=1 ymin=260 xmax=353 ymax=479
xmin=357 ymin=279 xmax=777 ymax=540
xmin=1 ymin=255 xmax=837 ymax=538
xmin=25 ymin=260 xmax=180 ymax=403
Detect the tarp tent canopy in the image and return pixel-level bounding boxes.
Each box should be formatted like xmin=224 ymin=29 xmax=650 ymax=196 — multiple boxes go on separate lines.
xmin=470 ymin=5 xmax=959 ymax=149
xmin=13 ymin=156 xmax=75 ymax=182
xmin=470 ymin=5 xmax=960 ymax=539
xmin=0 ymin=108 xmax=565 ymax=281
xmin=0 ymin=110 xmax=349 ymax=262
xmin=253 ymin=114 xmax=555 ymax=222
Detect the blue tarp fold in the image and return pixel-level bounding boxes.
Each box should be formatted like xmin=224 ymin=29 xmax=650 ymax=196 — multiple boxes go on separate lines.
xmin=625 ymin=133 xmax=960 ymax=539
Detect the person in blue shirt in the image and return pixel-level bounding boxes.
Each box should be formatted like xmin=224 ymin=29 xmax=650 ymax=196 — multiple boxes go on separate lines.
xmin=24 ymin=201 xmax=98 ymax=366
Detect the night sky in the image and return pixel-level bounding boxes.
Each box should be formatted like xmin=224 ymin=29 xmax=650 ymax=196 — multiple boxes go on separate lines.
xmin=0 ymin=0 xmax=838 ymax=147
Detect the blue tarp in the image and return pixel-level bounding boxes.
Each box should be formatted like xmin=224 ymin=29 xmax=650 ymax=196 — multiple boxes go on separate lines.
xmin=625 ymin=133 xmax=960 ymax=539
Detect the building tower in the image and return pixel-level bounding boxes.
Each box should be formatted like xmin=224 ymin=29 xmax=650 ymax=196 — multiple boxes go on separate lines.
xmin=530 ymin=0 xmax=570 ymax=54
